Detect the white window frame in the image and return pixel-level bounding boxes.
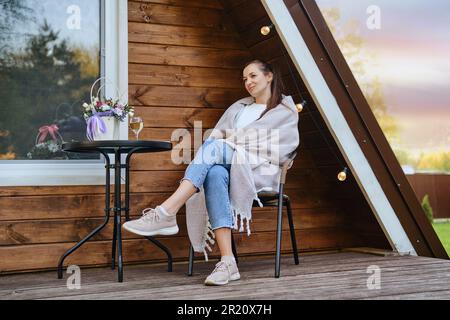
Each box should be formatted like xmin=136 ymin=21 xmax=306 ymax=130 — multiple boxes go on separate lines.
xmin=262 ymin=0 xmax=417 ymax=256
xmin=0 ymin=0 xmax=128 ymax=186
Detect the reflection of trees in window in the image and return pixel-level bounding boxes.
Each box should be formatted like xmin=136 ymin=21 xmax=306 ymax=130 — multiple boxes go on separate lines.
xmin=0 ymin=16 xmax=99 ymax=160
xmin=0 ymin=1 xmax=34 ymax=51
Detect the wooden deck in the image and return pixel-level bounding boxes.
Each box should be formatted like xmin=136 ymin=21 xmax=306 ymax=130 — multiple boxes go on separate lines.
xmin=1 ymin=252 xmax=450 ymax=300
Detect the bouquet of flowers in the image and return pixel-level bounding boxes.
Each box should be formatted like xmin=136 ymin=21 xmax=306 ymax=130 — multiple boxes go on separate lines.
xmin=82 ymin=97 xmax=134 ymax=122
xmin=83 ymin=78 xmax=134 ymax=141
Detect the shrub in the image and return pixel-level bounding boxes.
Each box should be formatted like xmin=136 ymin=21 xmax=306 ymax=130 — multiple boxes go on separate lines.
xmin=422 ymin=194 xmax=434 ymax=223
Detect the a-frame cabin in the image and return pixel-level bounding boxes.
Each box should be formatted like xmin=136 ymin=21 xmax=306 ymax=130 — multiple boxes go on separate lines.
xmin=0 ymin=0 xmax=446 ymax=275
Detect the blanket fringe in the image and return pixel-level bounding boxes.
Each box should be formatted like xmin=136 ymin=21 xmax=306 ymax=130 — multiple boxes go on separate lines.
xmin=199 ymin=193 xmax=262 ymax=260
xmin=203 ymin=249 xmax=209 ymax=261
xmin=231 ymin=205 xmax=252 ymax=236
xmin=201 ymin=221 xmax=216 ymax=261
xmin=255 ymin=194 xmax=263 ymax=208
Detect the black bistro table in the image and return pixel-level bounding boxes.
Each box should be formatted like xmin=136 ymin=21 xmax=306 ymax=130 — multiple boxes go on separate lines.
xmin=57 ymin=140 xmax=172 ymax=282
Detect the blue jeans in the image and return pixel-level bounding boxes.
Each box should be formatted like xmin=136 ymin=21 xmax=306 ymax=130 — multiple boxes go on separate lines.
xmin=181 ymin=138 xmax=235 ymax=230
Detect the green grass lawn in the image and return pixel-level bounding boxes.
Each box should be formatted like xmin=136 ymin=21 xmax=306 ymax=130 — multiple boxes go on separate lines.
xmin=432 ymin=222 xmax=450 ymax=257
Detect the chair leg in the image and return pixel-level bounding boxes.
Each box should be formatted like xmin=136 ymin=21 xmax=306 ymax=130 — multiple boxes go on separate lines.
xmin=231 ymin=233 xmax=239 ymax=265
xmin=187 ymin=245 xmax=194 ymax=276
xmin=286 ymin=197 xmax=299 ymax=265
xmin=275 ymin=184 xmax=284 ymax=278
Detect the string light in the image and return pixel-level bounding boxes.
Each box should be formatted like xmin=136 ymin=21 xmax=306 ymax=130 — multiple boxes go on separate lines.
xmin=337 ymin=167 xmax=348 ymax=181
xmin=295 ymin=100 xmax=306 ymax=113
xmin=260 ymin=24 xmax=274 ymax=36
xmin=261 ymin=23 xmax=349 ymax=182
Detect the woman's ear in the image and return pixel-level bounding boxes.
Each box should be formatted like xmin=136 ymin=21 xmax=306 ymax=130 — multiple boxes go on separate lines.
xmin=267 ymin=72 xmax=274 ymax=83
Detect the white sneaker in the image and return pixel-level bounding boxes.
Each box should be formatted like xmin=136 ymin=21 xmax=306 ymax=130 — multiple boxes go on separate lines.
xmin=123 ymin=206 xmax=179 ymax=236
xmin=204 ymin=260 xmax=240 ymax=286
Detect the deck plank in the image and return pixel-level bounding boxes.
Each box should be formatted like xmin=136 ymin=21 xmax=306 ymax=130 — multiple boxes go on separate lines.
xmin=1 ymin=253 xmax=449 ymax=300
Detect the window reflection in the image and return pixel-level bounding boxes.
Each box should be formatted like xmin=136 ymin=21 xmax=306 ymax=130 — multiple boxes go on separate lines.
xmin=0 ymin=0 xmax=101 ymax=160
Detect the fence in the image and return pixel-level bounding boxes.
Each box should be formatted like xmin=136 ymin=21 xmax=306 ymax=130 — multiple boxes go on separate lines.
xmin=407 ymin=174 xmax=450 ymax=219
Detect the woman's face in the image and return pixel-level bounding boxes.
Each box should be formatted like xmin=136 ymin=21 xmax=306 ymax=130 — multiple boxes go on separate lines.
xmin=242 ymin=63 xmax=273 ymax=98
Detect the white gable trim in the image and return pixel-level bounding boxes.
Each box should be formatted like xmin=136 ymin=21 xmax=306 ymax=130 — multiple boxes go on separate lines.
xmin=262 ymin=0 xmax=417 ymax=255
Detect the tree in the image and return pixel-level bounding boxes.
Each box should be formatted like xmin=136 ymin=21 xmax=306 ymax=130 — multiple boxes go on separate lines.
xmin=417 ymin=151 xmax=450 ymax=172
xmin=393 ymin=148 xmax=419 ymax=168
xmin=421 ymin=194 xmax=434 ymax=223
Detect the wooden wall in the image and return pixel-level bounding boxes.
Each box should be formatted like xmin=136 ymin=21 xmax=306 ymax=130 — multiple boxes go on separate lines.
xmin=0 ymin=0 xmax=389 ymax=274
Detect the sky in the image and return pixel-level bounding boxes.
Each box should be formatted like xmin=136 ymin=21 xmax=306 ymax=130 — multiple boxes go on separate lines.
xmin=316 ymin=0 xmax=450 ymax=158
xmin=12 ymin=0 xmax=100 ymax=49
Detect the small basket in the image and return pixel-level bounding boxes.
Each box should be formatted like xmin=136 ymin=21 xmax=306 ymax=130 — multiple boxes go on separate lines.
xmin=35 ymin=124 xmax=64 ymax=146
xmin=85 ymin=77 xmax=124 ymax=141
xmin=90 ymin=77 xmax=124 ymax=105
xmin=27 ymin=124 xmax=67 ymax=160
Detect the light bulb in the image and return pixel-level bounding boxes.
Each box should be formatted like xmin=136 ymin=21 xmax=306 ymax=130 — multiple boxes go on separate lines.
xmin=296 ymin=100 xmax=306 ymax=113
xmin=338 ymin=167 xmax=348 ymax=181
xmin=337 ymin=171 xmax=346 ymax=181
xmin=260 ymin=25 xmax=272 ymax=36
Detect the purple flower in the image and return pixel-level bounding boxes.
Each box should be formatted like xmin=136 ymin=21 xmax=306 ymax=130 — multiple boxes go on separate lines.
xmin=114 ymin=108 xmax=124 ymax=117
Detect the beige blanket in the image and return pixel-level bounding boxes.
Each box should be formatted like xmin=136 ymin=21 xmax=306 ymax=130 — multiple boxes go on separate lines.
xmin=186 ymin=95 xmax=300 ymax=259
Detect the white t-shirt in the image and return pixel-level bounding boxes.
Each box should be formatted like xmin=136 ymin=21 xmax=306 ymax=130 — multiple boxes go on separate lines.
xmin=235 ymin=103 xmax=267 ymax=129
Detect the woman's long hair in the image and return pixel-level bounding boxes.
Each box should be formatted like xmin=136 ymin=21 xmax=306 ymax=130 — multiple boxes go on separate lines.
xmin=243 ymin=59 xmax=285 ymax=119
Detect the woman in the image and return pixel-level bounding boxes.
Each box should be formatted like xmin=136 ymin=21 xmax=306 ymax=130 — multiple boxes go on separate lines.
xmin=123 ymin=59 xmax=299 ymax=286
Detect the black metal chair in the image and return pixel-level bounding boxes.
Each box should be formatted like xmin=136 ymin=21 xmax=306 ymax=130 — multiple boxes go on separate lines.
xmin=187 ymin=151 xmax=299 ymax=278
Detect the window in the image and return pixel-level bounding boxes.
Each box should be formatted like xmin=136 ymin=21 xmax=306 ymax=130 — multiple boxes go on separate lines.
xmin=316 ymin=0 xmax=450 ymax=174
xmin=0 ymin=0 xmax=128 ymax=186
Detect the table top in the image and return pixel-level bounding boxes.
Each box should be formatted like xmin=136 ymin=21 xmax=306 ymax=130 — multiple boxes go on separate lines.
xmin=62 ymin=140 xmax=172 ymax=154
